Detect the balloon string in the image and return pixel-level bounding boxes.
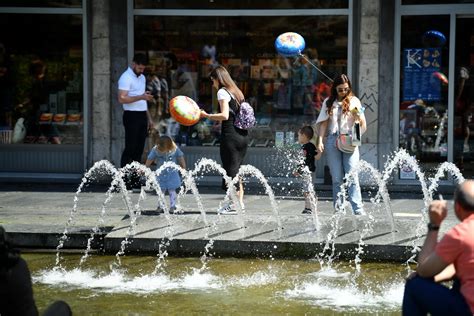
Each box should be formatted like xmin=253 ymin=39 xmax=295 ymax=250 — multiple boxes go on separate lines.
xmin=298 ymin=53 xmax=334 ymax=83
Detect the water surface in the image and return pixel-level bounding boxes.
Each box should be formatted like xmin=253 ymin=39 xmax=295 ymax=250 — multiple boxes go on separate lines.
xmin=25 ymin=253 xmax=406 ymax=315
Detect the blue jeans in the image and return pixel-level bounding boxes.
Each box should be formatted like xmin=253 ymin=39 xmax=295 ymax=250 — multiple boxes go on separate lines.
xmin=402 ymin=275 xmax=471 ymax=315
xmin=325 ymin=134 xmax=363 ymax=213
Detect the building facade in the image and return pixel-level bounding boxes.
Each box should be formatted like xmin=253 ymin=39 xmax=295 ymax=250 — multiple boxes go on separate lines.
xmin=0 ymin=0 xmax=473 ymax=185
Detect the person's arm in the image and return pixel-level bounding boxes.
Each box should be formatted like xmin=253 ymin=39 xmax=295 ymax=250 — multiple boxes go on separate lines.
xmin=358 ymin=113 xmax=367 ymax=135
xmin=201 ymin=99 xmax=230 ymax=121
xmin=416 ymin=200 xmax=449 ymax=278
xmin=145 ymin=148 xmax=156 ymax=168
xmin=317 ymin=120 xmax=328 ymax=153
xmin=145 ymin=159 xmax=154 ymax=168
xmin=351 ymin=97 xmax=367 ymax=134
xmin=146 ymin=110 xmax=154 ymax=128
xmin=434 ymin=264 xmax=456 ymax=282
xmin=177 ymin=156 xmax=186 ymax=170
xmin=118 ymin=90 xmax=153 ymax=104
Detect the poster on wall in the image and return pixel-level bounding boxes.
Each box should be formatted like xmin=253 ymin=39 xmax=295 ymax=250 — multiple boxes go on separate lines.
xmin=403 ymin=48 xmax=442 ymax=101
xmin=399 ymin=163 xmax=416 ymax=180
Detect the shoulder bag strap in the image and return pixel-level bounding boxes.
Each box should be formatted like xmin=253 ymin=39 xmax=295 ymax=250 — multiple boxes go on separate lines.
xmin=223 ymin=88 xmax=240 ymax=113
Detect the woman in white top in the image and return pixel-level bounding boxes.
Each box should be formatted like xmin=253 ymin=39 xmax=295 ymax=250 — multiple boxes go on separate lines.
xmin=314 ymin=74 xmax=367 ymax=215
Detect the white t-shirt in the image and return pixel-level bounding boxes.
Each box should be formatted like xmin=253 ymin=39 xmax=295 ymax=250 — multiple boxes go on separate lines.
xmin=315 ymin=96 xmax=366 ymax=135
xmin=118 ymin=67 xmax=147 ymax=111
xmin=217 ymin=88 xmax=232 ymax=102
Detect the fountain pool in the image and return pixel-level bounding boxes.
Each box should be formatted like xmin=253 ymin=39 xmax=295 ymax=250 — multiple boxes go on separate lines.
xmin=28 ymin=253 xmax=405 ymax=315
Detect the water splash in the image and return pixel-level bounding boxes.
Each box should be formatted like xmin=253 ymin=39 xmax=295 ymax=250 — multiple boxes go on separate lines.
xmin=114 ymin=162 xmax=161 ymax=265
xmin=381 ymin=149 xmax=429 ymax=206
xmin=191 ymin=158 xmax=243 ymax=227
xmin=428 ymin=161 xmax=465 ymax=196
xmin=302 ymin=168 xmax=321 ymax=231
xmin=55 ymin=160 xmax=127 ymax=266
xmin=228 ymin=165 xmax=282 ymax=230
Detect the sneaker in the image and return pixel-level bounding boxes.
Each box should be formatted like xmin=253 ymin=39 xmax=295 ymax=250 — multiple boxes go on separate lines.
xmin=170 ymin=206 xmax=180 ymax=214
xmin=302 ymin=208 xmax=312 ymax=214
xmin=217 ymin=204 xmax=237 ymax=215
xmin=353 ymin=209 xmax=366 ymax=216
xmin=156 ymin=206 xmax=164 ymax=213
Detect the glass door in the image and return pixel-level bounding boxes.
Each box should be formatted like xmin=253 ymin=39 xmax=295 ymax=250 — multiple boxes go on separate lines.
xmin=453 ymin=16 xmax=474 ymax=178
xmin=398 ymin=15 xmax=450 ymax=179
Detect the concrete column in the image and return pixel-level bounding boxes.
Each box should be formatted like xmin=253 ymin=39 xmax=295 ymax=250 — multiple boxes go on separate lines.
xmin=109 ymin=0 xmax=128 ymax=167
xmin=91 ymin=0 xmax=112 ymax=162
xmin=89 ymin=0 xmax=127 ymax=167
xmin=378 ymin=0 xmax=396 ymax=170
xmin=358 ymin=0 xmax=380 ymax=168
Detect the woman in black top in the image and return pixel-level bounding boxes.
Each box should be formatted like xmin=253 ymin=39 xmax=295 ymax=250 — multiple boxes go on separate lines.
xmin=200 ymin=65 xmax=249 ymax=214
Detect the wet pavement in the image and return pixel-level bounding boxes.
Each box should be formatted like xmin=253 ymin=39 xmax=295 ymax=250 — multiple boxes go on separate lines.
xmin=0 ymin=186 xmax=460 ymax=262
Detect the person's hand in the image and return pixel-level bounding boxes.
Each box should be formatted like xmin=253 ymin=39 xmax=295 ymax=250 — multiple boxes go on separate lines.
xmin=293 ymin=171 xmax=300 ymax=177
xmin=352 ymin=112 xmax=361 ymax=122
xmin=428 ymin=200 xmax=448 ymax=226
xmin=317 ymin=142 xmax=324 ymax=153
xmin=142 ymin=91 xmax=153 ymax=101
xmin=200 ymin=110 xmax=209 ymax=119
xmin=148 ymin=119 xmax=155 ymax=132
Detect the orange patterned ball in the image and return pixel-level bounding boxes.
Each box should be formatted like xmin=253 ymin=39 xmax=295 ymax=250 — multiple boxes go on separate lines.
xmin=169 ymin=96 xmax=201 ymax=126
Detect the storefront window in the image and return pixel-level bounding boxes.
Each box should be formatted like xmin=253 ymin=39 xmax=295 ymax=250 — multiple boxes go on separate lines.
xmin=135 ymin=15 xmax=347 ymax=147
xmin=134 ymin=0 xmax=348 ymax=9
xmin=0 ymin=1 xmax=81 ymax=8
xmin=402 ymin=0 xmax=474 ymax=4
xmin=454 ymin=17 xmax=474 ymax=177
xmin=398 ymin=15 xmax=450 ymax=178
xmin=0 ymin=14 xmax=83 ymax=145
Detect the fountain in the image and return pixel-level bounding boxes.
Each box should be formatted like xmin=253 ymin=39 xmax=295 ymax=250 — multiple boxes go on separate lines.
xmin=26 ymin=148 xmax=466 ymax=314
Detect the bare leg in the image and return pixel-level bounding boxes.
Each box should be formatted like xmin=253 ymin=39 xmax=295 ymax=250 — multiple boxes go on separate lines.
xmin=237 ymin=179 xmax=244 ymax=207
xmin=304 ymin=192 xmax=311 ymax=209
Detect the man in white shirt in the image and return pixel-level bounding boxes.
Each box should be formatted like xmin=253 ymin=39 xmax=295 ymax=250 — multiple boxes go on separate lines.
xmin=118 ymin=53 xmax=153 ymax=189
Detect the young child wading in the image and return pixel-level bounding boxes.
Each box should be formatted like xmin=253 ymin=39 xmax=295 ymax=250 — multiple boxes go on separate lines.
xmin=145 ymin=135 xmax=186 ymax=213
xmin=294 ymin=126 xmax=322 ymax=214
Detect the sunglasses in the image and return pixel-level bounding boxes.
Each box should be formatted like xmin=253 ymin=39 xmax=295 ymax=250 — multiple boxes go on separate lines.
xmin=337 ymin=87 xmax=350 ymax=92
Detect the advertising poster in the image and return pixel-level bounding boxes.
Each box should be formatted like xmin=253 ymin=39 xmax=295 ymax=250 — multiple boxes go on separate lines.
xmin=403 ymin=48 xmax=442 ymax=101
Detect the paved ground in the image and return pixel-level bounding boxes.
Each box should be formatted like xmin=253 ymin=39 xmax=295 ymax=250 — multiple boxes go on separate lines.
xmin=0 ymin=184 xmax=461 ymax=262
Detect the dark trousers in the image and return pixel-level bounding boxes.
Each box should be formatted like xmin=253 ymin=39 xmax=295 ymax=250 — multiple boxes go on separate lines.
xmin=402 ymin=275 xmax=471 ymax=315
xmin=120 ymin=111 xmax=148 ymax=189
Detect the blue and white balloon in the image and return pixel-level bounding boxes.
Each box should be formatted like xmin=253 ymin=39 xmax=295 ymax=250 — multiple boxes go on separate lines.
xmin=275 ymin=32 xmax=306 ymax=57
xmin=422 ymin=30 xmax=446 ymax=47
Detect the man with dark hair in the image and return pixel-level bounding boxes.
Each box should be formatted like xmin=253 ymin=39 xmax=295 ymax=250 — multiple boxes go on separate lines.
xmin=0 ymin=226 xmax=72 ymax=316
xmin=0 ymin=226 xmax=38 ymax=316
xmin=118 ymin=53 xmax=154 ymax=190
xmin=402 ymin=180 xmax=474 ymax=315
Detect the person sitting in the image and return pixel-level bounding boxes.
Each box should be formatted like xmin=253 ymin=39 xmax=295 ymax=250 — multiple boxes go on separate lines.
xmin=0 ymin=226 xmax=38 ymax=316
xmin=0 ymin=226 xmax=72 ymax=316
xmin=402 ymin=180 xmax=474 ymax=315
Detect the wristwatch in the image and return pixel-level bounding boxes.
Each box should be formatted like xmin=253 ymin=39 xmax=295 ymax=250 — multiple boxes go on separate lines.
xmin=427 ymin=223 xmax=440 ymax=231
